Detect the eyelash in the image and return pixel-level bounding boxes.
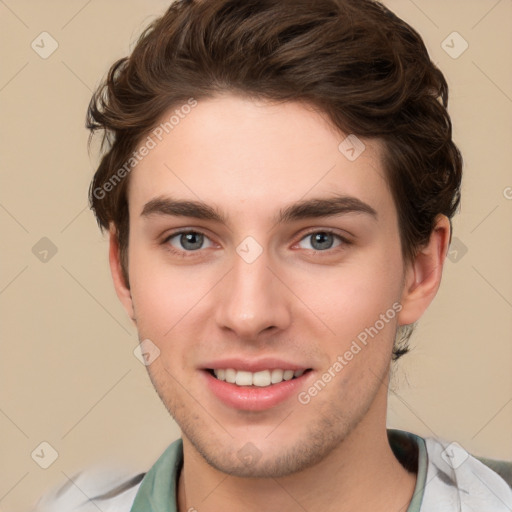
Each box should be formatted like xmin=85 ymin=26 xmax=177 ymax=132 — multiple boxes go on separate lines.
xmin=295 ymin=229 xmax=351 ymax=250
xmin=162 ymin=228 xmax=351 ymax=258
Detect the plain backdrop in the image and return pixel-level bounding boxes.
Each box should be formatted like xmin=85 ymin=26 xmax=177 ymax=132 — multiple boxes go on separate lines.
xmin=1 ymin=1 xmax=511 ymax=510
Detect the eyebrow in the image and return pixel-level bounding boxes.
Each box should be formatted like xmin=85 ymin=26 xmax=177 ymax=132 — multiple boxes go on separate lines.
xmin=140 ymin=195 xmax=377 ymax=224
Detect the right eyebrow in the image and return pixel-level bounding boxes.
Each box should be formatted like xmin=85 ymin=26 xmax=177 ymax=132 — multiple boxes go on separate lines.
xmin=141 ymin=197 xmax=226 ymax=223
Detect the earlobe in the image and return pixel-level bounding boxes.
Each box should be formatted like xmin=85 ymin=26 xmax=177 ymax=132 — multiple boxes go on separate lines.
xmin=108 ymin=227 xmax=136 ymax=324
xmin=397 ymin=214 xmax=451 ymax=326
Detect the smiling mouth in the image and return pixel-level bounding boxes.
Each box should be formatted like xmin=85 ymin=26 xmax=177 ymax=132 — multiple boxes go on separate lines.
xmin=207 ymin=368 xmax=312 ymax=387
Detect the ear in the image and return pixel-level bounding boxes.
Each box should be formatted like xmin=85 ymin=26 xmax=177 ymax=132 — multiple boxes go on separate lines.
xmin=108 ymin=227 xmax=136 ymax=324
xmin=397 ymin=214 xmax=451 ymax=326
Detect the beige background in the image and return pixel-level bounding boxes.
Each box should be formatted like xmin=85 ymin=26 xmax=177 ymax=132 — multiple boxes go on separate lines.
xmin=1 ymin=0 xmax=511 ymax=510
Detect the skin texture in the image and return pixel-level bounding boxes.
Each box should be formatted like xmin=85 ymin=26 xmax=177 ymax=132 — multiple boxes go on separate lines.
xmin=109 ymin=94 xmax=450 ymax=512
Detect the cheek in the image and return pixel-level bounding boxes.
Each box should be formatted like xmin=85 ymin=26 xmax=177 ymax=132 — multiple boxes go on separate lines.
xmin=293 ymin=248 xmax=403 ymax=343
xmin=128 ymin=248 xmax=214 ymax=348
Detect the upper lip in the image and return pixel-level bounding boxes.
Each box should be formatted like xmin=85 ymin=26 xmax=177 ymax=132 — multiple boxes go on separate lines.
xmin=201 ymin=357 xmax=311 ymax=372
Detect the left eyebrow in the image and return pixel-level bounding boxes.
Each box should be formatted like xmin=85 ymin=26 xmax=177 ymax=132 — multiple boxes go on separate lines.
xmin=274 ymin=195 xmax=377 ymax=224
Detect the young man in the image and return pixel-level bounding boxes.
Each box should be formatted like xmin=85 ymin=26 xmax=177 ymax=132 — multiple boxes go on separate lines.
xmin=35 ymin=0 xmax=512 ymax=510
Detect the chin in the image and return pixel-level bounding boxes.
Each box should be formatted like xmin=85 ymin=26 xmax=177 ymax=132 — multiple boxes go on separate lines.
xmin=182 ymin=413 xmax=354 ymax=479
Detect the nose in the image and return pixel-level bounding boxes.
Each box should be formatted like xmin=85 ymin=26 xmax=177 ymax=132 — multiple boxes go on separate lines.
xmin=214 ymin=247 xmax=292 ymax=340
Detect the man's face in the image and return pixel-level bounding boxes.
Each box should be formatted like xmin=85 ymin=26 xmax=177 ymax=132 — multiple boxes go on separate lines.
xmin=122 ymin=94 xmax=408 ymax=477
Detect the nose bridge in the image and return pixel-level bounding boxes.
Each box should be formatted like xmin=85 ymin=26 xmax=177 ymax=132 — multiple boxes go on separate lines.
xmin=214 ymin=245 xmax=290 ymax=338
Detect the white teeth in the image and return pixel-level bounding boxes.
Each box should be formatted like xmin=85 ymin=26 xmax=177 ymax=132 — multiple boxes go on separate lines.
xmin=253 ymin=370 xmax=271 ymax=387
xmin=270 ymin=369 xmax=284 ymax=384
xmin=225 ymin=368 xmax=237 ymax=384
xmin=235 ymin=371 xmax=253 ymax=386
xmin=212 ymin=368 xmax=307 ymax=387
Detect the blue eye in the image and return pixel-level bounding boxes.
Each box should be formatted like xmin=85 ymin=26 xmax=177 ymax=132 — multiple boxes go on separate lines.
xmin=298 ymin=231 xmax=344 ymax=251
xmin=166 ymin=231 xmax=213 ymax=251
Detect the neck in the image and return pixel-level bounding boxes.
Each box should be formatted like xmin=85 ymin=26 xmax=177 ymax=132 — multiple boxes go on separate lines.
xmin=177 ymin=399 xmax=417 ymax=512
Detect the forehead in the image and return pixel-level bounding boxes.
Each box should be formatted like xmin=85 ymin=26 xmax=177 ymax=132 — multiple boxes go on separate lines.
xmin=127 ymin=94 xmax=392 ymax=222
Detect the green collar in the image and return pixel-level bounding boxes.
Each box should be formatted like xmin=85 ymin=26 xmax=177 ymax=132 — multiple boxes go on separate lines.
xmin=130 ymin=429 xmax=427 ymax=512
xmin=130 ymin=439 xmax=183 ymax=511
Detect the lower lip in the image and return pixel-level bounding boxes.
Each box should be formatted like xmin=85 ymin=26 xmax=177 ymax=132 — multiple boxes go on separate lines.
xmin=203 ymin=370 xmax=311 ymax=411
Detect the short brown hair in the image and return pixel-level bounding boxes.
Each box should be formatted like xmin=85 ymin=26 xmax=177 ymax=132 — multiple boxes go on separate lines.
xmin=87 ymin=0 xmax=462 ymax=360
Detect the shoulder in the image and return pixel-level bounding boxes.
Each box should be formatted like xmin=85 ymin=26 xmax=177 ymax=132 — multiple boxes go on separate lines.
xmin=422 ymin=436 xmax=512 ymax=510
xmin=33 ymin=467 xmax=145 ymax=512
xmin=33 ymin=439 xmax=184 ymax=512
xmin=474 ymin=455 xmax=512 ymax=488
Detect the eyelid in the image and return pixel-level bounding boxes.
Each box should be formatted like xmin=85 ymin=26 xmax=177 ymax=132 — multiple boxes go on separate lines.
xmin=293 ymin=228 xmax=352 ymax=247
xmin=162 ymin=226 xmax=214 ymax=242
